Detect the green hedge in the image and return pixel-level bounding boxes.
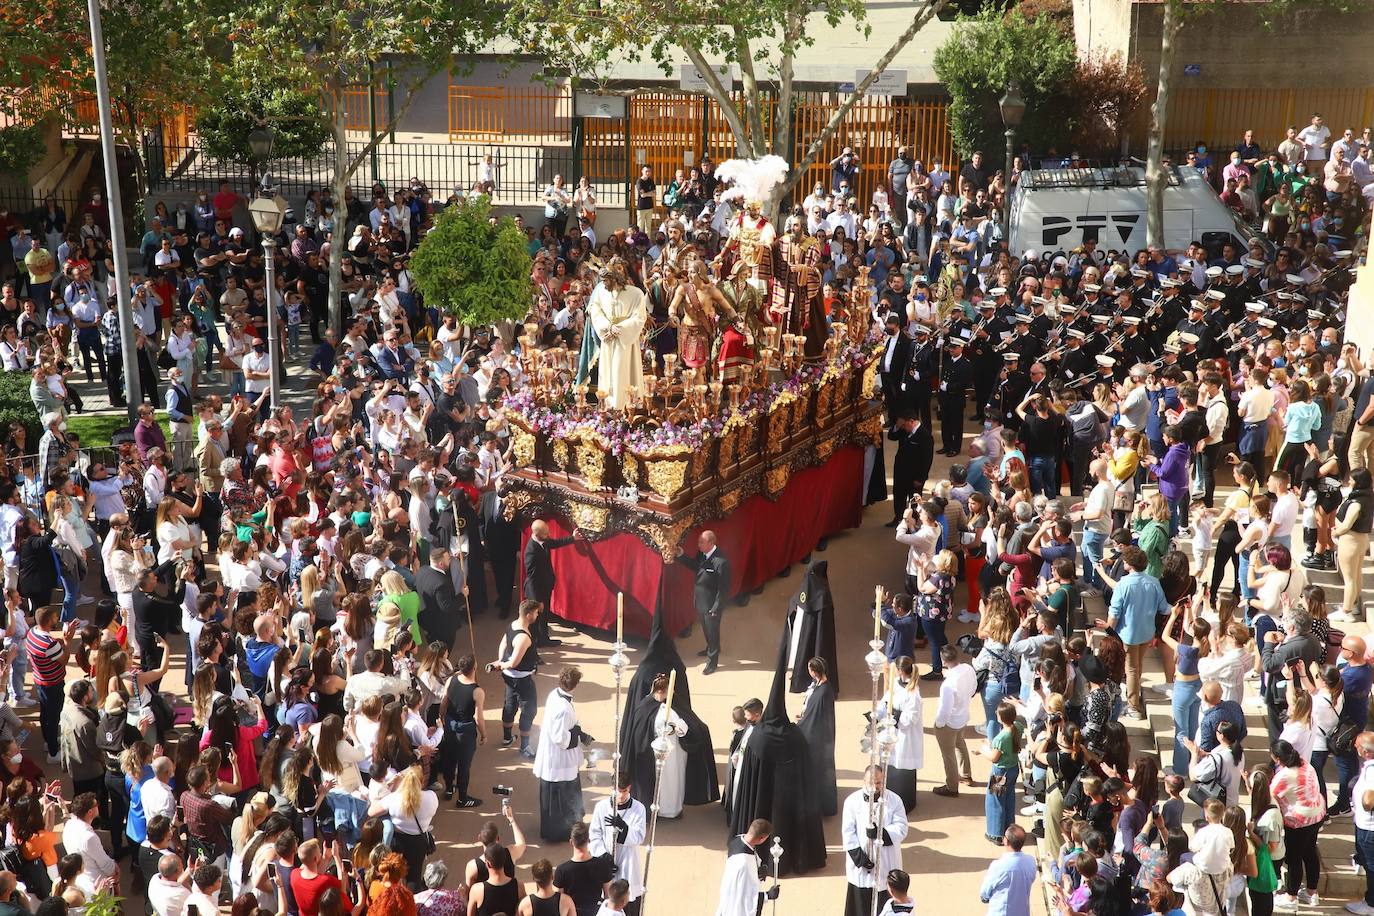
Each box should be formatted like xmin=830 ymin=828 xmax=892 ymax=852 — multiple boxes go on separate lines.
xmin=0 ymin=371 xmax=39 ymax=444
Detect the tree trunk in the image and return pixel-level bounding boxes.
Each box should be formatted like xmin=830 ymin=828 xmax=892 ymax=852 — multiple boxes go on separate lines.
xmin=1146 ymin=0 xmax=1180 ymax=248
xmin=329 ymin=88 xmax=349 ymax=340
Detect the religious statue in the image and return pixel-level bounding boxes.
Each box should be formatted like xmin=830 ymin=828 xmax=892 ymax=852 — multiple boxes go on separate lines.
xmin=655 ymin=219 xmax=690 ymax=275
xmin=671 ymin=259 xmax=726 ymax=372
xmin=719 ymin=260 xmax=767 ymax=384
xmin=585 ymin=257 xmax=649 ymax=409
xmin=714 ymin=156 xmax=789 ymax=297
xmin=645 ymin=267 xmax=682 ymax=369
xmin=772 ymin=216 xmax=827 ymax=362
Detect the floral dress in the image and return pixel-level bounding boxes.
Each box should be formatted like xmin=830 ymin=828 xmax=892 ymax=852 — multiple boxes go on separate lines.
xmin=918 ymin=571 xmax=954 ymax=623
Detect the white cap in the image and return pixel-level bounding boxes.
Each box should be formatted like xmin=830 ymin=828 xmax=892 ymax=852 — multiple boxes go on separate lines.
xmin=1307 ymin=309 xmax=1325 ymax=320
xmin=1013 ymin=313 xmax=1032 ymax=323
xmin=1189 ymin=299 xmax=1206 ymax=311
xmin=1205 ymin=289 xmax=1227 ymax=301
xmin=1130 ymin=267 xmax=1149 ymax=278
xmin=1245 ymin=302 xmax=1265 ymax=313
xmin=1164 ymin=343 xmax=1181 ymax=353
xmin=913 ymin=324 xmax=931 ymax=335
xmin=1225 ymin=265 xmax=1244 ymax=276
xmin=989 ymin=286 xmax=1008 ymax=297
xmin=1292 ymin=294 xmax=1308 ymax=304
xmin=1160 ymin=278 xmax=1182 ymax=289
xmin=1180 ymin=332 xmax=1200 ymax=345
xmin=1023 ymin=249 xmax=1039 ymax=261
xmin=1276 ymin=291 xmax=1293 ymax=301
xmin=1083 ymin=283 xmax=1101 ymax=294
xmin=1335 ymin=249 xmax=1354 ymax=258
xmin=1121 ymin=316 xmax=1142 ymax=326
xmin=1003 ymin=352 xmax=1020 ymax=362
xmin=1205 ymin=266 xmax=1224 ymax=278
xmin=1031 ymin=296 xmax=1049 ymax=307
xmin=1286 ymin=273 xmax=1305 ymax=285
xmin=1090 ymin=314 xmax=1110 ymax=324
xmin=946 ymin=339 xmax=965 ymax=349
xmin=1243 ymin=257 xmax=1265 ymax=269
xmin=1095 ymin=355 xmax=1116 ymax=367
xmin=1258 ymin=317 xmax=1278 ymax=328
xmin=229 ymin=227 xmax=244 ymax=236
xmin=1067 ymin=329 xmax=1087 ymax=340
xmin=1058 ymin=304 xmax=1077 ymax=315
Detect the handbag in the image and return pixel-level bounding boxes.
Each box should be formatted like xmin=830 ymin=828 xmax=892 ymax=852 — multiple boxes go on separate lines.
xmin=988 ymin=771 xmax=1008 ymax=796
xmin=1325 ymin=694 xmax=1359 ymax=754
xmin=424 ymin=830 xmax=437 ymax=855
xmin=1186 ymin=750 xmax=1229 ymax=807
xmin=157 ymin=346 xmax=176 ymax=369
xmin=219 ymin=351 xmax=236 ymax=370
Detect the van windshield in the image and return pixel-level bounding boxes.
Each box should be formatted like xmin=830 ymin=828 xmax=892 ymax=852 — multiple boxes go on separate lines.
xmin=1227 ymin=208 xmax=1275 ymax=259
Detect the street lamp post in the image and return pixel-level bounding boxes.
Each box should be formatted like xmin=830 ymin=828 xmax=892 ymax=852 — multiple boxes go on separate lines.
xmin=999 ymin=81 xmax=1026 ymax=248
xmin=249 ymin=191 xmax=287 ymax=410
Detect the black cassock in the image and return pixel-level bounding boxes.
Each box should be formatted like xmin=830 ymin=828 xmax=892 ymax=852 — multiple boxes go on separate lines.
xmin=784 ymin=561 xmax=840 ymax=696
xmin=797 ymin=679 xmax=837 ymax=818
xmin=618 ymin=602 xmax=720 ymax=807
xmin=727 ymin=627 xmax=827 ymax=876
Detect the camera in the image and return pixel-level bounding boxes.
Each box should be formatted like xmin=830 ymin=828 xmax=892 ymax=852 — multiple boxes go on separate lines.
xmin=493 ymin=785 xmax=513 ymax=797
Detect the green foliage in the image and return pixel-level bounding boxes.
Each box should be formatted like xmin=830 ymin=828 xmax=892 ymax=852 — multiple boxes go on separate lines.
xmin=196 ymin=71 xmax=330 ymax=168
xmin=410 ymin=197 xmax=532 ymax=328
xmin=84 ymin=891 xmax=126 ymax=916
xmin=932 ymin=7 xmax=1077 ymax=158
xmin=0 ymin=124 xmax=45 ymax=176
xmin=0 ymin=370 xmax=41 ymax=444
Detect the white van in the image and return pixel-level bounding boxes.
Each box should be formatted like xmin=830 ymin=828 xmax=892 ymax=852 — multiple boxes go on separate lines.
xmin=1007 ymin=165 xmax=1272 ymax=260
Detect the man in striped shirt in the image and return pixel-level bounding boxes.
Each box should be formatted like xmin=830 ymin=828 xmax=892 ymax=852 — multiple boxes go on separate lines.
xmin=25 ymin=605 xmax=75 ymax=763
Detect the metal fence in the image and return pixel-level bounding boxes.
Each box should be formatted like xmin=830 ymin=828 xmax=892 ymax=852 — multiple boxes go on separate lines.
xmin=143 ymin=136 xmax=622 ymax=209
xmin=0 ymin=188 xmax=85 ymax=235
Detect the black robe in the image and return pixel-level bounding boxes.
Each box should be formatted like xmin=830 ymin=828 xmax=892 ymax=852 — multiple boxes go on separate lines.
xmin=797 ymin=680 xmax=837 ymax=817
xmin=785 ymin=561 xmax=840 ymax=695
xmin=727 ymin=630 xmax=827 ymax=876
xmin=618 ymin=603 xmax=721 ymax=807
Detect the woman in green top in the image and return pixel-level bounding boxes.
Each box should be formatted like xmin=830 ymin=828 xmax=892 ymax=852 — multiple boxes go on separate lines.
xmin=377 ymin=570 xmax=423 ymax=645
xmin=1132 ymin=494 xmax=1173 ymax=578
xmin=982 ymin=700 xmax=1023 ymax=844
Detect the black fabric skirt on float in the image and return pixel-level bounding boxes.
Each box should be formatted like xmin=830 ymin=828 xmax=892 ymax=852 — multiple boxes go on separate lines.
xmin=887 ymin=766 xmax=917 ymax=813
xmin=538 ymin=776 xmax=585 ymax=842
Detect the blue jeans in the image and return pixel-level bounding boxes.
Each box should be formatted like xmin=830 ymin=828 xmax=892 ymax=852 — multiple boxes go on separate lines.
xmin=982 ymin=682 xmax=1006 ymax=739
xmin=985 ymin=764 xmax=1018 ymax=839
xmin=1167 ymin=497 xmax=1185 ymax=538
xmin=37 ymin=681 xmax=64 ymax=756
xmin=227 ymin=371 xmax=245 ymax=398
xmin=1029 ymin=455 xmax=1058 ymax=497
xmin=1238 ymin=551 xmax=1256 ymax=602
xmin=1357 ymin=827 xmax=1374 ymax=906
xmin=1171 ymin=678 xmax=1202 ymax=775
xmin=921 ymin=617 xmax=948 ymax=673
xmin=1081 ymin=529 xmax=1107 ymax=592
xmin=9 ymin=651 xmax=27 ymax=698
xmin=59 ymin=563 xmax=80 ymax=623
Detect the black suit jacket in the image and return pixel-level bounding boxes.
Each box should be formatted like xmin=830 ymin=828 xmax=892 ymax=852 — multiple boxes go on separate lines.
xmin=415 ymin=565 xmax=461 ymax=642
xmin=522 ymin=535 xmax=575 ymax=603
xmin=676 ymin=549 xmax=730 ymax=616
xmin=889 ymin=422 xmax=934 ymax=485
xmin=878 ymin=333 xmax=912 ymax=401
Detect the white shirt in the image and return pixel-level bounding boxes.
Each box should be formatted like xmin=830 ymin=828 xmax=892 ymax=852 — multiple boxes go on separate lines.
xmin=148 ymin=874 xmax=191 ymax=916
xmin=934 ymin=662 xmax=977 ymax=728
xmin=1298 ymin=124 xmax=1331 ymax=160
xmin=533 ymin=688 xmax=583 ymax=783
xmin=1354 ymin=759 xmax=1374 ymax=831
xmin=62 ymin=816 xmax=117 ymax=883
xmin=142 ymin=776 xmax=177 ymax=822
xmin=242 ymin=351 xmax=271 ymax=393
xmin=1270 ymin=491 xmax=1299 ymax=539
xmin=1239 ymin=386 xmax=1276 ymax=424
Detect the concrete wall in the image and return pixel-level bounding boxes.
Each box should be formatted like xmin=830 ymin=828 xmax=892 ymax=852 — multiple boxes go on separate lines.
xmin=379 ymin=57 xmax=559 ymax=140
xmin=1076 ymin=0 xmax=1374 ymax=90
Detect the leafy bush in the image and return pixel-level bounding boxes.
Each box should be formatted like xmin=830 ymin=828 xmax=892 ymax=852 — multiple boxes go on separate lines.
xmin=0 ymin=370 xmax=40 ymax=443
xmin=0 ymin=123 xmax=45 ymax=176
xmin=196 ymin=71 xmax=329 ymax=168
xmin=409 ymin=196 xmax=533 ymax=328
xmin=932 ymin=8 xmax=1077 ymax=159
xmin=1055 ymin=53 xmax=1150 ymax=159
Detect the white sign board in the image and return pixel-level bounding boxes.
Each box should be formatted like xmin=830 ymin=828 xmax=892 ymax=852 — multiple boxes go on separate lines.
xmin=856 ymin=69 xmax=908 ymax=97
xmin=573 ymin=92 xmax=626 ymax=119
xmin=679 ymin=63 xmax=735 ymax=92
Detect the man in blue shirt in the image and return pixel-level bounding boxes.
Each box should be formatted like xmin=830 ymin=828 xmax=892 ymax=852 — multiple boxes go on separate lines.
xmin=1101 ymin=545 xmax=1169 ymax=720
xmin=1197 ymin=680 xmax=1248 ymax=752
xmin=1333 ymin=633 xmax=1373 ymax=815
xmin=980 ymin=824 xmax=1037 ymax=916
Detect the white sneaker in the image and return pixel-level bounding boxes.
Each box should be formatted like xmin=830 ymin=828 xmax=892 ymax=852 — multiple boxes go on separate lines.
xmin=1299 ymin=891 xmax=1320 ymax=907
xmin=12 ymin=694 xmax=36 ymax=708
xmin=45 ymin=752 xmax=59 ymax=765
xmin=1274 ymin=894 xmax=1299 ymax=910
xmin=76 ymin=595 xmax=96 ymax=606
xmin=1124 ymin=707 xmax=1147 ymax=721
xmin=1247 ymin=694 xmax=1267 ymax=708
xmin=1245 ymin=669 xmax=1261 ymax=681
xmin=1020 ymin=802 xmax=1044 ymax=816
xmin=1344 ymin=902 xmax=1374 ymax=915
xmin=1080 ymin=587 xmax=1100 ymax=598
xmin=957 ymin=611 xmax=978 ymax=623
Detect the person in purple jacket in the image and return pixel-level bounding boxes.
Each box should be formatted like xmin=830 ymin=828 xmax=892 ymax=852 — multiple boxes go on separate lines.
xmin=1144 ymin=424 xmax=1191 ymax=537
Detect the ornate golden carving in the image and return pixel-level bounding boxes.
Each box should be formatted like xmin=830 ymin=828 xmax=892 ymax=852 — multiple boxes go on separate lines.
xmin=551 ymin=438 xmax=569 ymax=470
xmin=578 ymin=442 xmax=606 ymax=488
xmin=767 ymin=402 xmax=790 ymax=449
xmin=511 ymin=429 xmax=535 ymax=468
xmin=862 ymin=357 xmax=879 ymax=400
xmin=858 ymin=413 xmax=883 ymax=447
xmin=691 ymin=444 xmax=711 ymax=480
xmin=718 ymin=488 xmax=740 ymax=513
xmin=500 ymin=488 xmax=536 ymax=521
xmin=815 ymin=435 xmax=835 ymax=461
xmin=766 ymin=464 xmax=789 ymax=497
xmin=719 ymin=428 xmax=737 ymax=469
xmin=572 ymin=502 xmax=610 ymax=534
xmin=816 ymin=381 xmax=834 ymax=421
xmin=645 ymin=457 xmax=688 ymax=501
xmin=642 ymin=517 xmax=697 ymax=562
xmin=621 ymin=453 xmax=638 ymax=486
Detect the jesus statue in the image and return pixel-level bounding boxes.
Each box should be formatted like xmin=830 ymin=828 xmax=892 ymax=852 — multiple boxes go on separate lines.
xmin=586 ymin=257 xmax=648 ymax=409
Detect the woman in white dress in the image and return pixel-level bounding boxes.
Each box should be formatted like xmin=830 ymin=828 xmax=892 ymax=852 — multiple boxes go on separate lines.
xmin=648 ymin=674 xmax=690 ymax=818
xmin=879 ymin=656 xmax=923 ymax=813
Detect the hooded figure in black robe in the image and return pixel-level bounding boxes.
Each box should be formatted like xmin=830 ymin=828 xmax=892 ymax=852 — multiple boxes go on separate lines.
xmin=619 ymin=603 xmax=721 ymax=807
xmin=796 ymin=657 xmax=838 ymax=818
xmin=784 ymin=561 xmax=840 ymax=695
xmin=726 ymin=630 xmax=827 ymax=876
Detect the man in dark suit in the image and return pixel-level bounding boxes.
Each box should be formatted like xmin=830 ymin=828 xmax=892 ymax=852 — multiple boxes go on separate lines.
xmin=938 ymin=338 xmax=975 ymax=456
xmin=886 ymin=412 xmax=934 ymax=527
xmin=522 ymin=518 xmax=578 ymax=646
xmin=416 ymin=546 xmax=463 ymax=647
xmin=676 ymin=529 xmax=730 ymax=674
xmin=877 ymin=313 xmax=911 ymax=424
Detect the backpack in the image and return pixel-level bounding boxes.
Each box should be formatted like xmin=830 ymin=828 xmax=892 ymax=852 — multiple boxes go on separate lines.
xmin=0 ymin=844 xmax=50 ymax=898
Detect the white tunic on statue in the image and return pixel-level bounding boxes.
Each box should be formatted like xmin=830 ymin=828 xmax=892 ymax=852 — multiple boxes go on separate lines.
xmin=878 ymin=681 xmax=924 ymax=770
xmin=841 ymin=787 xmax=909 ymax=888
xmin=533 ymin=688 xmax=584 ymax=783
xmin=588 ymin=282 xmax=648 ymax=410
xmin=589 ymin=795 xmax=647 ymax=899
xmin=652 ymin=704 xmax=690 ymax=817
